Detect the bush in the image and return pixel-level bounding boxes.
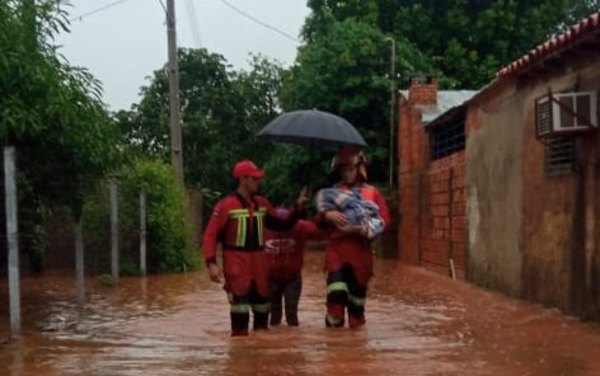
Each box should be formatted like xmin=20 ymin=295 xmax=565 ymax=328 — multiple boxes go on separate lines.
xmin=83 ymin=159 xmax=199 ymax=275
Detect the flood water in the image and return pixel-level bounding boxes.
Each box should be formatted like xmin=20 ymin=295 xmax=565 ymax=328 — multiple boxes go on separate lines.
xmin=1 ymin=251 xmax=599 ymax=375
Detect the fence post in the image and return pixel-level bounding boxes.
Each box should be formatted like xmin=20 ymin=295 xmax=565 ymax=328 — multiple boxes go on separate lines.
xmin=4 ymin=147 xmax=21 ymax=336
xmin=75 ymin=218 xmax=85 ymax=303
xmin=139 ymin=191 xmax=147 ymax=276
xmin=110 ymin=181 xmax=119 ymax=283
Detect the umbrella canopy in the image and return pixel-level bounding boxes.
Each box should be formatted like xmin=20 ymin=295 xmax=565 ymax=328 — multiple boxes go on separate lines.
xmin=257 ymin=109 xmax=367 ymax=148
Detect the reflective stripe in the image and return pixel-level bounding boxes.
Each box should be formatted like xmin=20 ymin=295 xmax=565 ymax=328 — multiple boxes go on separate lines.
xmin=230 ymin=304 xmax=250 ymax=314
xmin=241 ymin=217 xmax=248 ymax=247
xmin=228 ymin=209 xmax=249 ymax=247
xmin=252 ymin=303 xmax=270 ymax=313
xmin=228 ymin=207 xmax=268 ymax=248
xmin=228 ymin=209 xmax=249 ymax=217
xmin=326 ymin=314 xmax=344 ymax=325
xmin=327 ymin=281 xmax=349 ymax=294
xmin=234 ymin=217 xmax=245 ymax=247
xmin=235 ymin=217 xmax=242 ymax=246
xmin=228 ymin=294 xmax=251 ymax=313
xmin=348 ymin=294 xmax=366 ymax=307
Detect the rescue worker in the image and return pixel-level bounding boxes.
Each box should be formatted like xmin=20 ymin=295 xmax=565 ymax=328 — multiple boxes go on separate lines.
xmin=265 ymin=208 xmax=325 ymax=327
xmin=318 ymin=147 xmax=390 ymax=329
xmin=202 ymin=160 xmax=309 ymax=336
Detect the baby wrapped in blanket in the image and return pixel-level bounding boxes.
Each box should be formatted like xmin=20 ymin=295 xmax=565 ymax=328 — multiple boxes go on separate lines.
xmin=315 ymin=187 xmax=384 ymax=240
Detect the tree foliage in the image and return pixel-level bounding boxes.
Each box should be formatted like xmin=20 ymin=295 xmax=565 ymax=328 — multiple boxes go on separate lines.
xmin=0 ymin=1 xmax=121 ymax=272
xmin=303 ymin=0 xmax=600 ymax=88
xmin=0 ymin=1 xmax=121 ymax=217
xmin=118 ymin=50 xmax=284 ymax=207
xmin=82 ymin=160 xmax=198 ymax=275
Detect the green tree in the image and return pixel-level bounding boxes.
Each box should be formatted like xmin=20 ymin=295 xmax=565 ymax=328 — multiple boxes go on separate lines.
xmin=304 ymin=0 xmax=600 ymax=88
xmin=1 ymin=0 xmax=121 ymax=271
xmin=118 ymin=50 xmax=285 ymax=208
xmin=303 ymin=0 xmax=379 ymax=42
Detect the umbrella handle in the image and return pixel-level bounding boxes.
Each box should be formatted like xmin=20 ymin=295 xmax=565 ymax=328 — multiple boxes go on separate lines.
xmin=306 ymin=143 xmax=314 ymax=189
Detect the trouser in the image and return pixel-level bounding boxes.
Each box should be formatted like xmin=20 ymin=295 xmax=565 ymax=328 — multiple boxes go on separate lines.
xmin=269 ymin=275 xmax=303 ymax=326
xmin=228 ymin=282 xmax=270 ymax=336
xmin=325 ymin=264 xmax=367 ymax=328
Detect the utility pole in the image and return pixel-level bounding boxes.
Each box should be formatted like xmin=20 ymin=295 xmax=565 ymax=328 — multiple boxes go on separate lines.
xmin=387 ymin=37 xmax=396 ymax=191
xmin=167 ymin=0 xmax=184 ymax=187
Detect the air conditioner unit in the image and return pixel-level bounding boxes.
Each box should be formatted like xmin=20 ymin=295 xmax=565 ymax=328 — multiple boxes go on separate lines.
xmin=536 ymin=91 xmax=598 ymax=138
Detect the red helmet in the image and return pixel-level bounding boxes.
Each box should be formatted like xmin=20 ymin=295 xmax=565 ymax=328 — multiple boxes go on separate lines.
xmin=331 ymin=147 xmax=368 ymax=180
xmin=331 ymin=147 xmax=366 ymax=167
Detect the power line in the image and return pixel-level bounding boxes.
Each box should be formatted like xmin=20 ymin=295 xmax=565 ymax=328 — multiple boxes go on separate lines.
xmin=185 ymin=0 xmax=202 ymax=48
xmin=218 ymin=0 xmax=299 ymax=43
xmin=156 ymin=0 xmax=167 ymax=16
xmin=69 ymin=0 xmax=132 ymax=22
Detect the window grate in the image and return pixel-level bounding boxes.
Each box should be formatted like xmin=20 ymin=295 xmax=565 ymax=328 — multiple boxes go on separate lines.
xmin=430 ymin=120 xmax=465 ymax=160
xmin=545 ymin=137 xmax=575 ymax=176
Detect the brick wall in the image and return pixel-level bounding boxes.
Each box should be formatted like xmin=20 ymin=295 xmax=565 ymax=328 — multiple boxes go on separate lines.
xmin=398 ymin=97 xmax=428 ymax=175
xmin=419 ymin=153 xmax=467 ymax=279
xmin=398 ymin=171 xmax=421 ymax=264
xmin=398 ymin=95 xmax=428 ymax=264
xmin=398 ymin=85 xmax=467 ymax=279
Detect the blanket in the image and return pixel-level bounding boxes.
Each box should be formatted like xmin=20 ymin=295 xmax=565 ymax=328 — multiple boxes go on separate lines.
xmin=315 ymin=187 xmax=384 ymax=239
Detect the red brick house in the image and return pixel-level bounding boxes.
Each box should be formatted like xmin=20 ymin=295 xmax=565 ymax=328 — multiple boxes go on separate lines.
xmin=398 ymin=12 xmax=600 ymax=319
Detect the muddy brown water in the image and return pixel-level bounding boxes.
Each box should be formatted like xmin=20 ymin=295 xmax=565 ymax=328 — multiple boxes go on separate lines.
xmin=1 ymin=252 xmax=599 ymax=375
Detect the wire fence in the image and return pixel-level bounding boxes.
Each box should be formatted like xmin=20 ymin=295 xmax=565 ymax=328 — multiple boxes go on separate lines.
xmin=0 ymin=146 xmax=203 ymax=336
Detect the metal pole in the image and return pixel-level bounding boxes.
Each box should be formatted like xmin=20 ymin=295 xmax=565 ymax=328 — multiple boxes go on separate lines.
xmin=140 ymin=191 xmax=147 ymax=276
xmin=110 ymin=181 xmax=119 ymax=283
xmin=387 ymin=37 xmax=396 ymax=191
xmin=448 ymin=168 xmax=456 ymax=280
xmin=75 ymin=218 xmax=85 ymax=303
xmin=167 ymin=0 xmax=184 ymax=187
xmin=4 ymin=147 xmax=21 ymax=336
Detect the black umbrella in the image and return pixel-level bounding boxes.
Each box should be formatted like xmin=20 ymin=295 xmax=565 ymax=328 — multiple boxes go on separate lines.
xmin=257 ymin=110 xmax=367 ymax=188
xmin=257 ymin=109 xmax=367 ymax=148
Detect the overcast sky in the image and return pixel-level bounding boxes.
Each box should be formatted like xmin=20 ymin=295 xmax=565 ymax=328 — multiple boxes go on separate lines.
xmin=56 ymin=0 xmax=310 ymax=111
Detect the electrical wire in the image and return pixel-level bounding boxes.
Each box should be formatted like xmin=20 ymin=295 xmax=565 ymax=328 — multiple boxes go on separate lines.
xmin=156 ymin=0 xmax=167 ymax=15
xmin=218 ymin=0 xmax=299 ymax=43
xmin=69 ymin=0 xmax=133 ymax=22
xmin=185 ymin=0 xmax=202 ymax=47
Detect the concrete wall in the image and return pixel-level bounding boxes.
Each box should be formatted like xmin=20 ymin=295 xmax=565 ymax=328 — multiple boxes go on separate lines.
xmin=466 ymin=56 xmax=600 ymax=318
xmin=465 ymin=84 xmax=524 ymax=296
xmin=520 ymin=61 xmax=600 ymax=316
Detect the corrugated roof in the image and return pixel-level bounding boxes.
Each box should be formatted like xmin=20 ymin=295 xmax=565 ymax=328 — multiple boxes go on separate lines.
xmin=497 ymin=11 xmax=600 ymax=79
xmin=400 ymin=90 xmax=478 ymax=125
